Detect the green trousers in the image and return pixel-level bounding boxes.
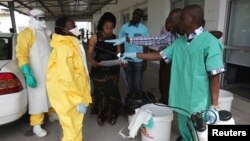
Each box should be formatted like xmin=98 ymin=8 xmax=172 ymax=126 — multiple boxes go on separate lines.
xmin=178 ymin=113 xmax=196 ymax=141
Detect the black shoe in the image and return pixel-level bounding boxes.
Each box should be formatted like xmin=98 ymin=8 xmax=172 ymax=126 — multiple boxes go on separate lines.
xmin=90 ymin=104 xmax=98 ymax=114
xmin=109 ymin=115 xmax=117 ymax=126
xmin=176 ymin=136 xmax=182 ymax=141
xmin=97 ymin=116 xmax=104 ymax=127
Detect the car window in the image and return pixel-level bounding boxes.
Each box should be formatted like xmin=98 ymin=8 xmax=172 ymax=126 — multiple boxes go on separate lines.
xmin=0 ymin=37 xmax=12 ymax=60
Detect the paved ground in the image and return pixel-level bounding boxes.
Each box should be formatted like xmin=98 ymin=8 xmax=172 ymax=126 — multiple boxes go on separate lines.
xmin=0 ymin=62 xmax=249 ymax=141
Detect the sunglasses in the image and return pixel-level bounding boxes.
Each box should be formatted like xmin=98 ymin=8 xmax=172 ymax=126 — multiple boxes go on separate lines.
xmin=34 ymin=16 xmax=46 ymax=21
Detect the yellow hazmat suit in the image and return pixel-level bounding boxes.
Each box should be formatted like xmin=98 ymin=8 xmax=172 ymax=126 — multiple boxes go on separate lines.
xmin=46 ymin=33 xmax=92 ymax=141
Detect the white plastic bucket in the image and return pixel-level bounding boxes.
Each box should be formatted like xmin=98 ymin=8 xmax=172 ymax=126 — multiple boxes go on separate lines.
xmin=140 ymin=103 xmax=173 ymax=141
xmin=128 ymin=114 xmax=134 ymax=124
xmin=219 ymin=89 xmax=234 ymax=111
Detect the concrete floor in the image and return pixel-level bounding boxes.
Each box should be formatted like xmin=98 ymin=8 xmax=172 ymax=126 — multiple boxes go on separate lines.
xmin=0 ymin=62 xmax=249 ymax=141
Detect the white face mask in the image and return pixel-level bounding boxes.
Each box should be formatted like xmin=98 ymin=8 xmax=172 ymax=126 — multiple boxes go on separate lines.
xmin=69 ymin=27 xmax=81 ymax=37
xmin=39 ymin=20 xmax=47 ymax=29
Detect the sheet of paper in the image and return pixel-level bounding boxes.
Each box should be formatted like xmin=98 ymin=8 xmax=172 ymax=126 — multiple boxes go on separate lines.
xmin=98 ymin=59 xmax=123 ymax=66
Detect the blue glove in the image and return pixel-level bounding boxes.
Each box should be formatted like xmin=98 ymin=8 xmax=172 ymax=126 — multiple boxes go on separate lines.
xmin=206 ymin=106 xmax=220 ymax=124
xmin=121 ymin=52 xmax=137 ymax=62
xmin=105 ymin=37 xmax=126 ymax=46
xmin=20 ymin=64 xmax=37 ymax=88
xmin=119 ymin=57 xmax=128 ymax=64
xmin=77 ymin=104 xmax=87 ymax=114
xmin=117 ymin=53 xmax=127 ymax=64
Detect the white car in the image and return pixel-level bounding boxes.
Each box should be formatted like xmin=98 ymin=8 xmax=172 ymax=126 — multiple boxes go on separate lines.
xmin=0 ymin=33 xmax=28 ymax=125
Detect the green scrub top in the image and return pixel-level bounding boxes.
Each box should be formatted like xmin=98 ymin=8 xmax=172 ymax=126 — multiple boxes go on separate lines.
xmin=161 ymin=31 xmax=224 ymax=116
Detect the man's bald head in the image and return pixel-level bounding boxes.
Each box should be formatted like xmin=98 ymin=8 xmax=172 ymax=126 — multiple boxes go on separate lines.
xmin=165 ymin=8 xmax=182 ymax=33
xmin=179 ymin=4 xmax=204 ymax=34
xmin=169 ymin=8 xmax=182 ymax=17
xmin=183 ymin=4 xmax=204 ymax=27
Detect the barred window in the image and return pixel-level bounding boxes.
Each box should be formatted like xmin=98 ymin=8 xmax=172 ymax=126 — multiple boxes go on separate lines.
xmin=226 ymin=0 xmax=250 ymax=47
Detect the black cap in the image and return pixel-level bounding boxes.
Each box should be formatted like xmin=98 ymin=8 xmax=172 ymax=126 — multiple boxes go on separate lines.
xmin=219 ymin=110 xmax=232 ymax=121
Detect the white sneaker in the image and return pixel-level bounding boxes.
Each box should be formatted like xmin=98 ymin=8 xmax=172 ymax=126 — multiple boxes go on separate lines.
xmin=49 ymin=114 xmax=59 ymax=122
xmin=33 ymin=125 xmax=47 ymax=137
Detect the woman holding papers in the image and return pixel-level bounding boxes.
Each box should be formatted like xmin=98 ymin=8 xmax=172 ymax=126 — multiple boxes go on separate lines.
xmin=87 ymin=12 xmax=123 ymax=126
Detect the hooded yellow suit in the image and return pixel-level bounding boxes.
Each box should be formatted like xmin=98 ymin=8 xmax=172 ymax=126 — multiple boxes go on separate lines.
xmin=46 ymin=33 xmax=92 ymax=141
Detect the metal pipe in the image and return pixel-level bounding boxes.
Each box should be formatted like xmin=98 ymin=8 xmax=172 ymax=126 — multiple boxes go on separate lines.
xmin=8 ymin=1 xmax=17 ymax=33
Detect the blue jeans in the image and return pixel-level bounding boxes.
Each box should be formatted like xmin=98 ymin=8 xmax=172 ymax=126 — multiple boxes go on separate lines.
xmin=123 ymin=62 xmax=143 ymax=94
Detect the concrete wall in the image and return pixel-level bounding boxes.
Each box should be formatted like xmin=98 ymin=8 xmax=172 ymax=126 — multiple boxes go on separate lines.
xmin=93 ymin=0 xmax=147 ymax=34
xmin=204 ymin=0 xmax=221 ymax=30
xmin=93 ymin=0 xmax=228 ymax=36
xmin=0 ymin=15 xmax=11 ymax=33
xmin=92 ymin=0 xmax=171 ymax=36
xmin=204 ymin=0 xmax=228 ymax=41
xmin=92 ymin=0 xmax=237 ymax=68
xmin=147 ymin=0 xmax=170 ymax=35
xmin=46 ymin=21 xmax=55 ymax=33
xmin=0 ymin=12 xmax=29 ymax=33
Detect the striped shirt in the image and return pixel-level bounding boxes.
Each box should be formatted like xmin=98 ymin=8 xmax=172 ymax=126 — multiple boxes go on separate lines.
xmin=129 ymin=30 xmax=179 ymax=51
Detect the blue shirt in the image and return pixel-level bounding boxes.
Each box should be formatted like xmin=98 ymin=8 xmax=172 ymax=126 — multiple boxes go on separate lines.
xmin=119 ymin=22 xmax=149 ymax=62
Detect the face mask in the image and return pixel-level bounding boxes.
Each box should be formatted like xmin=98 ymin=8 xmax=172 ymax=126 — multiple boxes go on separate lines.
xmin=45 ymin=29 xmax=51 ymax=37
xmin=69 ymin=27 xmax=81 ymax=37
xmin=39 ymin=20 xmax=47 ymax=29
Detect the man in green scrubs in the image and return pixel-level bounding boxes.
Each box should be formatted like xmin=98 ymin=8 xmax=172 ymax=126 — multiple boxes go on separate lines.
xmin=121 ymin=4 xmax=225 ymax=141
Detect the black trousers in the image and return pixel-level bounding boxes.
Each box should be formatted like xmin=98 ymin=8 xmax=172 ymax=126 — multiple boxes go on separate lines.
xmin=158 ymin=60 xmax=171 ymax=105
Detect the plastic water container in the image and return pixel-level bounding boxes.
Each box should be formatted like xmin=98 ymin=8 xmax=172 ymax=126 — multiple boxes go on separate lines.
xmin=128 ymin=114 xmax=134 ymax=124
xmin=219 ymin=89 xmax=234 ymax=111
xmin=196 ymin=110 xmax=235 ymax=141
xmin=140 ymin=103 xmax=173 ymax=141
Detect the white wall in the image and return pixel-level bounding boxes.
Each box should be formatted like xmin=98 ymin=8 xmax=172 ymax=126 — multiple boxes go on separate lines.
xmin=204 ymin=0 xmax=228 ymax=42
xmin=204 ymin=0 xmax=221 ymax=30
xmin=92 ymin=0 xmax=171 ymax=36
xmin=0 ymin=12 xmax=29 ymax=33
xmin=147 ymin=0 xmax=171 ymax=35
xmin=204 ymin=0 xmax=227 ymax=30
xmin=217 ymin=0 xmax=228 ymax=42
xmin=92 ymin=0 xmax=250 ymax=79
xmin=0 ymin=15 xmax=11 ymax=33
xmin=92 ymin=0 xmax=148 ymax=34
xmin=46 ymin=21 xmax=55 ymax=33
xmin=92 ymin=0 xmax=230 ymax=39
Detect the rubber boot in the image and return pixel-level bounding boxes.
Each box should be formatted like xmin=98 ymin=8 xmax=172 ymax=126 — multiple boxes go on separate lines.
xmin=33 ymin=125 xmax=47 ymax=137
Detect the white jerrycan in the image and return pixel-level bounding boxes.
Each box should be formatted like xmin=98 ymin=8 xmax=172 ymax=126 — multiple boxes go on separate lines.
xmin=196 ymin=110 xmax=235 ymax=141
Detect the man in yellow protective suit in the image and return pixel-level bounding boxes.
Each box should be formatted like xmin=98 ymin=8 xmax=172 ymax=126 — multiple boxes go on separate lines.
xmin=16 ymin=8 xmax=57 ymax=137
xmin=46 ymin=17 xmax=92 ymax=141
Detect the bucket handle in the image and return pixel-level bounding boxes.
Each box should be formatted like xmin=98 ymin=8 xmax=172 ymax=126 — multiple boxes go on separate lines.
xmin=154 ymin=103 xmax=167 ymax=107
xmin=119 ymin=127 xmax=133 ymax=139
